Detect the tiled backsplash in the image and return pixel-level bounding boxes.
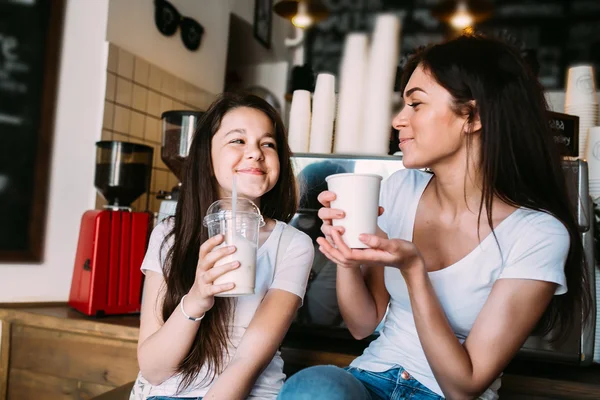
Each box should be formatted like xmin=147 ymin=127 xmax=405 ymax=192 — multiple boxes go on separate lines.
xmin=99 ymin=44 xmax=216 ymax=213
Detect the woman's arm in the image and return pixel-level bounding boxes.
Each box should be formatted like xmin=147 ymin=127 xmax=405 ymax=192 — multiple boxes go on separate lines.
xmin=333 ymin=231 xmax=565 ymax=400
xmin=317 ymin=191 xmax=390 ymax=339
xmin=334 ymin=235 xmax=390 ymax=339
xmin=404 ymin=265 xmax=555 ymax=399
xmin=203 ymin=289 xmax=301 ymax=400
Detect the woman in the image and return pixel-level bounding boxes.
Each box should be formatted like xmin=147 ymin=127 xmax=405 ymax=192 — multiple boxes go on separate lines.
xmin=278 ymin=34 xmax=592 ymax=400
xmin=135 ymin=93 xmax=314 ymax=399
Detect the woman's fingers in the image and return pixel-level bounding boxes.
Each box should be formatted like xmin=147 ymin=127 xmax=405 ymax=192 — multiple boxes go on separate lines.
xmin=318 ymin=207 xmax=345 ymax=224
xmin=317 ymin=190 xmax=336 ymax=207
xmin=201 ymin=260 xmax=240 ymax=283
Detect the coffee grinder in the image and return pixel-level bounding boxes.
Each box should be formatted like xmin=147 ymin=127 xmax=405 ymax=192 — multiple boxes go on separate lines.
xmin=157 ymin=110 xmax=204 ymax=222
xmin=69 ymin=141 xmax=154 ymax=316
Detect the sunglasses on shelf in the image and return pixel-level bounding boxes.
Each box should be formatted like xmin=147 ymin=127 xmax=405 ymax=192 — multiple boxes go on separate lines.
xmin=154 ymin=0 xmax=205 ymax=51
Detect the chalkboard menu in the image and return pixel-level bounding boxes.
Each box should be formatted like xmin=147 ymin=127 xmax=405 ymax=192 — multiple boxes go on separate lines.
xmin=304 ymin=0 xmax=600 ymax=90
xmin=0 ymin=0 xmax=64 ymax=261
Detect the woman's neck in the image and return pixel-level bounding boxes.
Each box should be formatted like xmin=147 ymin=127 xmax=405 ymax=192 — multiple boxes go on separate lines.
xmin=429 ymin=158 xmax=484 ymax=219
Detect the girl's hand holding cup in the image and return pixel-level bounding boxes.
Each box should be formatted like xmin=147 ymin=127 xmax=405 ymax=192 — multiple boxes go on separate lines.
xmin=184 ymin=234 xmax=240 ymax=317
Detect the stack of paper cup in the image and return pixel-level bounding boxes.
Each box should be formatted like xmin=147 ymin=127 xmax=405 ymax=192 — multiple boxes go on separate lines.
xmin=334 ymin=33 xmax=369 ymax=155
xmin=564 ymin=65 xmax=599 ymax=158
xmin=586 ymin=126 xmax=600 ymax=199
xmin=360 ymin=14 xmax=401 ymax=155
xmin=309 ymin=73 xmax=336 ymax=154
xmin=287 ymin=90 xmax=312 ymax=153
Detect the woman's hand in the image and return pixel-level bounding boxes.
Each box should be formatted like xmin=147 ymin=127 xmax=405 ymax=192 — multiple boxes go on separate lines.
xmin=184 ymin=234 xmax=240 ymax=317
xmin=317 ymin=228 xmax=423 ymax=272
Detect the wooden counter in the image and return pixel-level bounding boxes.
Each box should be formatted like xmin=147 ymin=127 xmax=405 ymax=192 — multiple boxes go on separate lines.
xmin=0 ymin=305 xmax=140 ymax=400
xmin=2 ymin=304 xmax=600 ymax=399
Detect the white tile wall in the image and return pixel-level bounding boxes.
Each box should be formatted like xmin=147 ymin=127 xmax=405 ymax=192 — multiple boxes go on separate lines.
xmin=99 ymin=44 xmax=216 ymax=212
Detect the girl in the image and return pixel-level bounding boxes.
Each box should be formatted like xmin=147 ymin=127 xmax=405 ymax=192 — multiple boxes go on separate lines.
xmin=279 ymin=34 xmax=592 ymax=400
xmin=136 ymin=93 xmax=314 ymax=399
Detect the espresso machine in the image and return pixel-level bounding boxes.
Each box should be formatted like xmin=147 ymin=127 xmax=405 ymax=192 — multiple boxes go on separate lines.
xmin=69 ymin=141 xmax=153 ymax=316
xmin=157 ymin=110 xmax=204 ymax=223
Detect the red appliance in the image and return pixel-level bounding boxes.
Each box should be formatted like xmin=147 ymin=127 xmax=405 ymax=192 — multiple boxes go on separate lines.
xmin=69 ymin=141 xmax=153 ymax=316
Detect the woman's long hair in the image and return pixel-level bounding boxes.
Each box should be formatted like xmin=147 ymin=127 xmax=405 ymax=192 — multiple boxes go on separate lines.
xmin=160 ymin=93 xmax=298 ymax=390
xmin=401 ymin=34 xmax=592 ymax=342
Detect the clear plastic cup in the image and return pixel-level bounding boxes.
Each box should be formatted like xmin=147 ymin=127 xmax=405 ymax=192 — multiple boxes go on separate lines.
xmin=203 ymin=198 xmax=265 ymax=296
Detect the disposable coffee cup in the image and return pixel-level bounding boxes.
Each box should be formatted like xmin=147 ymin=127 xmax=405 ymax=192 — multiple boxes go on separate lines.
xmin=565 ymin=65 xmax=598 ymax=106
xmin=325 ymin=173 xmax=382 ymax=248
xmin=203 ymin=198 xmax=264 ymax=296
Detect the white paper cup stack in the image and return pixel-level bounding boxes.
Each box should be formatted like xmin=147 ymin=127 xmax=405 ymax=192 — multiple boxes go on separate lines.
xmin=585 ymin=127 xmax=600 ymax=199
xmin=309 ymin=73 xmax=336 ymax=154
xmin=564 ymin=65 xmax=599 ymax=158
xmin=287 ymin=90 xmax=312 ymax=153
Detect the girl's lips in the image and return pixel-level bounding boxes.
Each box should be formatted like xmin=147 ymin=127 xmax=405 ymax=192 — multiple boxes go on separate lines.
xmin=237 ymin=168 xmax=265 ymax=175
xmin=399 ymin=138 xmax=413 ymax=147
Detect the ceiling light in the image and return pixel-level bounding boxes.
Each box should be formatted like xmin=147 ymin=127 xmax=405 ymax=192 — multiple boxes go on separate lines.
xmin=273 ymin=0 xmax=329 ymax=29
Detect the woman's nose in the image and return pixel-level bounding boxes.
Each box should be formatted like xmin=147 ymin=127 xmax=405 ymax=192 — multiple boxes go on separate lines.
xmin=392 ymin=109 xmax=409 ymax=130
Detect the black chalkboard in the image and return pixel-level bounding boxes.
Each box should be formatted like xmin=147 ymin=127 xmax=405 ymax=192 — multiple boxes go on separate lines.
xmin=0 ymin=0 xmax=64 ymax=261
xmin=304 ymin=0 xmax=600 ymax=90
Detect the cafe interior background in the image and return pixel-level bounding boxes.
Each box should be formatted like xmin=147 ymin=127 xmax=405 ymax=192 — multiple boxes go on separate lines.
xmin=2 ymin=0 xmax=600 ymax=399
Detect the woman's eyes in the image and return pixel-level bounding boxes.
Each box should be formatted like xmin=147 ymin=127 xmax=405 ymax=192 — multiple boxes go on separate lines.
xmin=407 ymin=102 xmax=422 ymax=109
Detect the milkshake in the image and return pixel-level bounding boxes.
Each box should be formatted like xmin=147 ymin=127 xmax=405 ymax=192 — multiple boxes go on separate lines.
xmin=213 ymin=235 xmax=257 ymax=296
xmin=204 ymin=197 xmax=264 ymax=297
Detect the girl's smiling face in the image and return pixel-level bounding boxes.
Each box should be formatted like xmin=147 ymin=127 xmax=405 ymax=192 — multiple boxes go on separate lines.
xmin=211 ymin=107 xmax=280 ymax=204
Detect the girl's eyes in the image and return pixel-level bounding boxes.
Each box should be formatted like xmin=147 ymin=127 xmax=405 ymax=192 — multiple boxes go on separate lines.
xmin=229 ymin=139 xmax=276 ymax=148
xmin=407 ymin=102 xmax=422 ymax=109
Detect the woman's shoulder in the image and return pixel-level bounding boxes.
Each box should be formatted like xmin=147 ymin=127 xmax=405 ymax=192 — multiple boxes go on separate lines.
xmin=509 ymin=208 xmax=569 ymax=237
xmin=385 ymin=168 xmax=432 ymax=192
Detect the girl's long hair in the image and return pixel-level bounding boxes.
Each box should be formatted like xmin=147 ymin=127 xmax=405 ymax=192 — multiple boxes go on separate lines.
xmin=401 ymin=34 xmax=592 ymax=342
xmin=160 ymin=93 xmax=298 ymax=390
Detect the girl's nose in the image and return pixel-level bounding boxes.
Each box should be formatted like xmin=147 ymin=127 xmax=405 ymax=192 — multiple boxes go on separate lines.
xmin=245 ymin=143 xmax=264 ymax=160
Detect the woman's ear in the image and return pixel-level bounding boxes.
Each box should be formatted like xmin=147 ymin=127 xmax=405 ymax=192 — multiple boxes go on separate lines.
xmin=465 ymin=100 xmax=481 ymax=134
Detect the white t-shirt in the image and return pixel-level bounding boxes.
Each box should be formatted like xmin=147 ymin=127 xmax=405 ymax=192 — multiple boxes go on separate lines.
xmin=351 ymin=169 xmax=569 ymax=399
xmin=140 ymin=220 xmax=314 ymax=399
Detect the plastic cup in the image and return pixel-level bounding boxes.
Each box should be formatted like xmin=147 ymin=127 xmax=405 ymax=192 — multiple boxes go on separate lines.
xmin=203 ymin=197 xmax=264 ymax=296
xmin=325 ymin=173 xmax=382 ymax=248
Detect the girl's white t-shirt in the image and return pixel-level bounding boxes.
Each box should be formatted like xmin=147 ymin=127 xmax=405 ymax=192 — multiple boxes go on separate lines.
xmin=351 ymin=169 xmax=569 ymax=399
xmin=140 ymin=220 xmax=314 ymax=399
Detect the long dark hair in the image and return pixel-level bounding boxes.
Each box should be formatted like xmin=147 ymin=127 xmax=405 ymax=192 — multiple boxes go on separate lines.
xmin=160 ymin=93 xmax=298 ymax=390
xmin=401 ymin=34 xmax=592 ymax=342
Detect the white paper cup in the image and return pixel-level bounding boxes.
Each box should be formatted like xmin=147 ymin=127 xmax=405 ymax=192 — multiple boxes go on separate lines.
xmin=325 ymin=173 xmax=382 ymax=248
xmin=565 ymin=65 xmax=598 ymax=106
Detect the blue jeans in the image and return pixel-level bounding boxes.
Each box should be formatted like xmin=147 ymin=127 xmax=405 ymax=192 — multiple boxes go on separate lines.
xmin=147 ymin=397 xmax=202 ymax=400
xmin=277 ymin=365 xmax=444 ymax=400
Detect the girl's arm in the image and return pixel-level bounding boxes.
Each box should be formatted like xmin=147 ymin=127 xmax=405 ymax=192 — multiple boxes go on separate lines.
xmin=137 ymin=235 xmax=240 ymax=385
xmin=203 ymin=289 xmax=301 ymax=399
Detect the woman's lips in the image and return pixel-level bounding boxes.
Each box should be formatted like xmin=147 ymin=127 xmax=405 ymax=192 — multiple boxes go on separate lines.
xmin=399 ymin=138 xmax=413 ymax=147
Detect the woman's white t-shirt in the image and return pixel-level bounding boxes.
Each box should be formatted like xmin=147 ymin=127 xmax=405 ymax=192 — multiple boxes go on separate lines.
xmin=351 ymin=169 xmax=569 ymax=399
xmin=140 ymin=220 xmax=314 ymax=399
